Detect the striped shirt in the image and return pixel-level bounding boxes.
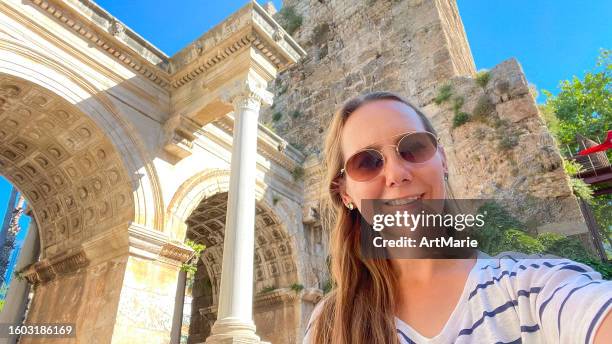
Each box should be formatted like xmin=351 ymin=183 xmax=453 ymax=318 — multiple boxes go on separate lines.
xmin=303 ymin=250 xmax=612 ymax=344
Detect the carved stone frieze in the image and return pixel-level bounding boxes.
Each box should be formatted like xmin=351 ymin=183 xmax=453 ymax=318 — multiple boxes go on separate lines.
xmin=21 ymin=250 xmax=89 ymax=285
xmin=29 ymin=0 xmax=171 ymax=88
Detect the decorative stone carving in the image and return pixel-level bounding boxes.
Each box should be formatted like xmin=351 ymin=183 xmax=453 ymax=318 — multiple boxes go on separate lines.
xmin=302 ymin=205 xmax=319 ymax=225
xmin=195 ymin=41 xmax=204 ymax=56
xmin=185 ymin=192 xmax=298 ymax=318
xmin=222 ymin=78 xmax=274 ymax=111
xmin=162 ymin=115 xmax=199 ymax=159
xmin=29 ymin=0 xmax=171 ymax=88
xmin=20 ymin=250 xmax=90 ymax=285
xmin=123 ymin=223 xmax=196 ymax=267
xmin=159 ymin=241 xmax=193 ymax=264
xmin=1 ymin=1 xmax=308 ymax=343
xmin=108 ymin=20 xmax=125 ymax=36
xmin=169 ymin=1 xmax=306 ymax=89
xmin=301 ymin=288 xmax=324 ymax=304
xmin=273 ymin=28 xmax=285 ymax=42
xmin=0 ymin=76 xmax=134 ymax=257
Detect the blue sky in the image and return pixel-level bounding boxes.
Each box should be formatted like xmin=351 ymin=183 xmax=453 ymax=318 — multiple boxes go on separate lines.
xmin=1 ymin=0 xmax=611 ymax=241
xmin=458 ymin=0 xmax=611 ymax=102
xmin=90 ymin=0 xmax=612 ymax=102
xmin=0 ymin=184 xmax=30 ymax=259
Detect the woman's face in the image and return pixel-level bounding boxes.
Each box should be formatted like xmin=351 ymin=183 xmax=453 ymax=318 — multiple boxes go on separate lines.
xmin=339 ymin=99 xmax=448 ymax=211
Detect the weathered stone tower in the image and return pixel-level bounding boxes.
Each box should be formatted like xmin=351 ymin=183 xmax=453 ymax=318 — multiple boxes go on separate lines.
xmin=263 ymin=0 xmax=594 ymax=256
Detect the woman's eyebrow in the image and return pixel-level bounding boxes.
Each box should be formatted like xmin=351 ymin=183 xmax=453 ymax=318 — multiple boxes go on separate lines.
xmin=356 ymin=140 xmax=385 ymax=152
xmin=360 ymin=142 xmax=380 ymax=150
xmin=358 ymin=131 xmax=415 ymax=151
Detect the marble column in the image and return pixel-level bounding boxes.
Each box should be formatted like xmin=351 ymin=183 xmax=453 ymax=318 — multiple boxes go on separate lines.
xmin=205 ymin=83 xmax=272 ymax=344
xmin=170 ymin=270 xmax=187 ymax=344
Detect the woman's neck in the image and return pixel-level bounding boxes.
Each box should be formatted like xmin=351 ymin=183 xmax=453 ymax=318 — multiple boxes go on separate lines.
xmin=389 ymin=253 xmax=477 ymax=285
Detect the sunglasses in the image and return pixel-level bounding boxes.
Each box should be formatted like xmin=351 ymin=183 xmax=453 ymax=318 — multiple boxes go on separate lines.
xmin=339 ymin=131 xmax=439 ymax=182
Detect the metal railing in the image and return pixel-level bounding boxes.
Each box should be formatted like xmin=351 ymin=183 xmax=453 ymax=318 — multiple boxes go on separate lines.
xmin=564 ymin=135 xmax=611 ymax=177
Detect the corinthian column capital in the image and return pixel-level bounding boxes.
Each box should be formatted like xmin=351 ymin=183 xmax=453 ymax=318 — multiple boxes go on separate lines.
xmin=222 ymin=78 xmax=274 ymax=112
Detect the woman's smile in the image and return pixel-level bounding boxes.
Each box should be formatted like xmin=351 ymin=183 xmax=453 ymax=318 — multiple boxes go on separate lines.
xmin=383 ymin=193 xmax=425 ymax=206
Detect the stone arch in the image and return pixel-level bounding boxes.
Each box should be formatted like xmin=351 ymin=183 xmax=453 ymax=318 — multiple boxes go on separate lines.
xmin=166 ymin=169 xmax=232 ymax=242
xmin=185 ymin=191 xmax=299 ymax=301
xmin=167 ymin=169 xmax=301 ymax=342
xmin=166 ymin=168 xmax=297 ymax=241
xmin=185 ymin=193 xmax=299 ymax=343
xmin=0 ymin=74 xmax=135 ymax=258
xmin=0 ymin=34 xmax=164 ymax=236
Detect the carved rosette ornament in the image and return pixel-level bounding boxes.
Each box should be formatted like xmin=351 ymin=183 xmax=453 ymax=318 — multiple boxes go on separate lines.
xmin=108 ymin=20 xmax=125 ymax=36
xmin=272 ymin=26 xmax=285 ymax=42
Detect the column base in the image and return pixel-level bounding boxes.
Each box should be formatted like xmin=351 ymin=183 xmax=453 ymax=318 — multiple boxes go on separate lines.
xmin=203 ymin=318 xmax=268 ymax=344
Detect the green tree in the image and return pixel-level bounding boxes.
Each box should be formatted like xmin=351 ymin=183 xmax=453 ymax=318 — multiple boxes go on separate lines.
xmin=541 ymin=49 xmax=611 ymax=154
xmin=473 ymin=202 xmax=612 ymax=279
xmin=541 ymin=49 xmax=612 ymax=257
xmin=592 ymin=197 xmax=612 ymax=258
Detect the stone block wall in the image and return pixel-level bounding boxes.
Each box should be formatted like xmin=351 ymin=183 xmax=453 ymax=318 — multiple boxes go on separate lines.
xmin=262 ymin=0 xmax=476 ymax=155
xmin=22 ymin=256 xmax=127 ymax=344
xmin=262 ymin=0 xmax=592 ymax=244
xmin=425 ymin=58 xmax=589 ymax=238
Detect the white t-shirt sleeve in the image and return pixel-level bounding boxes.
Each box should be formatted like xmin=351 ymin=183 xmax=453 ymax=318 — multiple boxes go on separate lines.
xmin=303 ymin=299 xmax=326 ymax=344
xmin=513 ymin=256 xmax=612 ymax=344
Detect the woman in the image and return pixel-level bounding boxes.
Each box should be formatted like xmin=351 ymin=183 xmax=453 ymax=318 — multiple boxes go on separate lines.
xmin=303 ymin=91 xmax=612 ymax=344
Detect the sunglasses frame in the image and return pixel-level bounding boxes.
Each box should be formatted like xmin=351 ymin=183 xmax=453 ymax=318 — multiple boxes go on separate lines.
xmin=339 ymin=131 xmax=440 ymax=182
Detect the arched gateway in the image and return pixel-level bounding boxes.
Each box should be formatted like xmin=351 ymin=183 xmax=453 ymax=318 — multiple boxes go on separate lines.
xmin=0 ymin=0 xmax=315 ymax=343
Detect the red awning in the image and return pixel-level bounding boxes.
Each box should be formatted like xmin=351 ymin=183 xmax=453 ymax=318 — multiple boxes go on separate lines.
xmin=579 ymin=130 xmax=612 ymax=155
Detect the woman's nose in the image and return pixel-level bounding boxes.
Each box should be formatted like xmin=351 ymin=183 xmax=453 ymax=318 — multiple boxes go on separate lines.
xmin=382 ymin=148 xmax=414 ymax=187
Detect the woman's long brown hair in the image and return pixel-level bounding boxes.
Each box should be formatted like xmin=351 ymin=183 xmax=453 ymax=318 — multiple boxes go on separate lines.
xmin=312 ymin=91 xmax=452 ymax=344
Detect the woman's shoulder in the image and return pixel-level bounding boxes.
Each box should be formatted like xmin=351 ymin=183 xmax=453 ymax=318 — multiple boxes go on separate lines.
xmin=309 ymin=296 xmax=328 ymax=322
xmin=477 ymin=250 xmax=598 ymax=274
xmin=474 ymin=250 xmax=607 ymax=291
xmin=474 ymin=251 xmax=612 ymax=343
xmin=303 ymin=293 xmax=333 ymax=343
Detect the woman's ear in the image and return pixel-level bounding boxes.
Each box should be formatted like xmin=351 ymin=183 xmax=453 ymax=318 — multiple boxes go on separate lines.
xmin=337 ymin=177 xmax=353 ymax=206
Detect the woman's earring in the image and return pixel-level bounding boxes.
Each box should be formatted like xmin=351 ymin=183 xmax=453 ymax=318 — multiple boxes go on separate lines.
xmin=444 ymin=173 xmax=449 ymax=181
xmin=346 ymin=202 xmax=354 ymax=210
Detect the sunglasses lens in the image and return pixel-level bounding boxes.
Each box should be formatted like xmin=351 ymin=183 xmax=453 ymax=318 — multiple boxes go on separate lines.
xmin=398 ymin=132 xmax=438 ymax=163
xmin=345 ymin=150 xmax=384 ymax=181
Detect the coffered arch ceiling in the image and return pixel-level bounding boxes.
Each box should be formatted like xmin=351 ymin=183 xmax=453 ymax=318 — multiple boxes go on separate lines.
xmin=0 ymin=74 xmax=134 ymax=258
xmin=186 ymin=192 xmax=298 ymax=305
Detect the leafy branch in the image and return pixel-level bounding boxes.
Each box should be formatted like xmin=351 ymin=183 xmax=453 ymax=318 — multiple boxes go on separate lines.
xmin=180 ymin=239 xmax=206 ymax=278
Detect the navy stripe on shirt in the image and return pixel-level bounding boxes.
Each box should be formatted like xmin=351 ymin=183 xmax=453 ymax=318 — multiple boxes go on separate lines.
xmin=458 ymin=289 xmax=541 ymax=338
xmin=397 ymin=328 xmax=417 ymax=344
xmin=585 ymin=298 xmax=612 ymax=344
xmin=557 ymin=281 xmax=602 ymax=340
xmin=495 ymin=337 xmax=522 ymax=344
xmin=469 ymin=262 xmax=570 ymax=301
xmin=520 ymin=324 xmax=540 ymax=333
xmin=559 ymin=264 xmax=588 ymax=273
xmin=481 ymin=254 xmax=519 ymax=270
xmin=538 ymin=282 xmax=570 ymax=322
xmin=457 ymin=299 xmax=519 ymax=337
